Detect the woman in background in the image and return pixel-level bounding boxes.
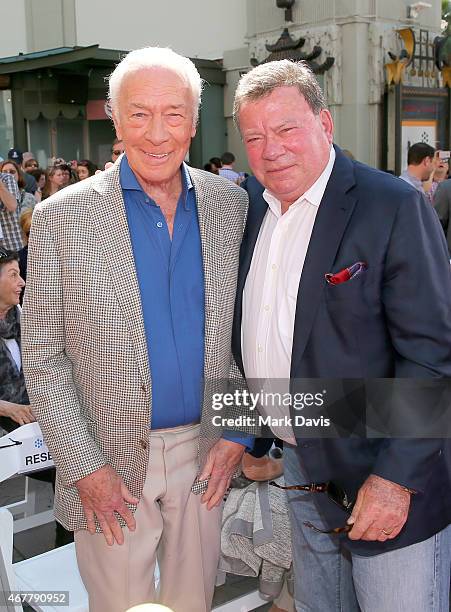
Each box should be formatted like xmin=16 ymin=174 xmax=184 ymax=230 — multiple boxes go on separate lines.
xmin=76 ymin=159 xmax=98 ymax=181
xmin=27 ymin=168 xmax=47 ymax=203
xmin=77 ymin=159 xmax=98 ymax=181
xmin=0 ymin=160 xmax=36 ymax=214
xmin=42 ymin=164 xmax=70 ymax=199
xmin=0 ymin=249 xmax=32 ymax=429
xmin=423 ymin=154 xmax=449 ymax=205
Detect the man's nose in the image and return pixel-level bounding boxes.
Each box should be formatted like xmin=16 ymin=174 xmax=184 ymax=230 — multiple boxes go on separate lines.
xmin=261 ymin=136 xmax=284 ymax=161
xmin=145 ymin=116 xmax=169 ymax=145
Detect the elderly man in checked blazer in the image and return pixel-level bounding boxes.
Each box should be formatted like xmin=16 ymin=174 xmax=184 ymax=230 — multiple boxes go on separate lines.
xmin=21 ymin=47 xmax=250 ymax=612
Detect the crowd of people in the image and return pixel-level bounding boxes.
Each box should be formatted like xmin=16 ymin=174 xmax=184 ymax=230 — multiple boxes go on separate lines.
xmin=0 ymin=149 xmax=103 ymax=255
xmin=203 ymin=151 xmax=247 ymax=184
xmin=1 ymin=46 xmax=451 ymax=612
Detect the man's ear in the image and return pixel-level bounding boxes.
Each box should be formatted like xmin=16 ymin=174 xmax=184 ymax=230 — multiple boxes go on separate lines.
xmin=319 ymin=109 xmax=334 ymax=144
xmin=112 ymin=111 xmax=122 ymax=141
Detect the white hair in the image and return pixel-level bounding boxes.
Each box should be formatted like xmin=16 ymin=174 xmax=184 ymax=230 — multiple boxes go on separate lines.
xmin=108 ymin=47 xmax=203 ymax=126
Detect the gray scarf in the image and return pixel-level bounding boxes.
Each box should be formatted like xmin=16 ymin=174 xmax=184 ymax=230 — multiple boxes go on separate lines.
xmin=0 ymin=305 xmax=21 ymax=341
xmin=0 ymin=306 xmax=28 ymax=413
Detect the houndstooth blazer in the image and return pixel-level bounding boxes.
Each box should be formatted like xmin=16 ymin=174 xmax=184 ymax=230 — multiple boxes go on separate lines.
xmin=21 ymin=161 xmax=248 ymax=531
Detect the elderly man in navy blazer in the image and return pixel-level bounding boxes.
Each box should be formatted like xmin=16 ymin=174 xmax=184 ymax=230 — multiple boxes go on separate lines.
xmin=232 ymin=59 xmax=451 ymax=611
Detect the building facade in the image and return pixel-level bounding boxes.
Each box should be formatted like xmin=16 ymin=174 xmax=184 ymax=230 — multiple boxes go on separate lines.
xmin=224 ymin=0 xmax=449 ymax=172
xmin=0 ymin=0 xmax=245 ymax=166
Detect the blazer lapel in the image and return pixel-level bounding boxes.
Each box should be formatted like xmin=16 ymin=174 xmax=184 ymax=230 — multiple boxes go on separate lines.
xmin=290 ymin=149 xmax=357 ymax=377
xmin=87 ymin=165 xmax=151 ymax=391
xmin=232 ymin=179 xmax=268 ymax=375
xmin=189 ymin=169 xmax=223 ymax=378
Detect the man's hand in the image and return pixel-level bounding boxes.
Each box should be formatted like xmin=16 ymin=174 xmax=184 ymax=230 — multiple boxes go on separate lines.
xmin=199 ymin=439 xmax=246 ymax=510
xmin=347 ymin=474 xmax=411 ymax=542
xmin=0 ymin=400 xmax=35 ymax=426
xmin=0 ymin=180 xmax=18 ymax=212
xmin=95 ymin=162 xmax=114 ymax=175
xmin=75 ymin=465 xmax=139 ymax=546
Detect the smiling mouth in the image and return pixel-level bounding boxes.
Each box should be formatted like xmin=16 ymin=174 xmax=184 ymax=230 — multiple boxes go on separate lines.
xmin=143 ymin=151 xmax=170 ymax=159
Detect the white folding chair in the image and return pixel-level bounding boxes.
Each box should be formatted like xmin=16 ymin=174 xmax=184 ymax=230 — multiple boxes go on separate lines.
xmin=0 ymin=425 xmax=88 ymax=611
xmin=0 ymin=507 xmax=88 ymax=612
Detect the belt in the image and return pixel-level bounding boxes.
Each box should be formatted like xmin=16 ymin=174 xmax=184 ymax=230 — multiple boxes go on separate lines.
xmin=150 ymin=421 xmax=199 ymax=434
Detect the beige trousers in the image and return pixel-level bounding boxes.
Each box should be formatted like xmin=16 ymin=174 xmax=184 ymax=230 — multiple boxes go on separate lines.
xmin=75 ymin=423 xmax=221 ymax=612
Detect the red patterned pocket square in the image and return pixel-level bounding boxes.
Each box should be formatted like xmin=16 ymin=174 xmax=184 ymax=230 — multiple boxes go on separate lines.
xmin=325 ymin=261 xmax=367 ymax=285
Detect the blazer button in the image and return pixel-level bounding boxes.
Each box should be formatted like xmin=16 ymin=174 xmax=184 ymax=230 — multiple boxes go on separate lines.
xmin=141 ymin=383 xmax=146 ymax=393
xmin=139 ymin=439 xmax=148 ymax=450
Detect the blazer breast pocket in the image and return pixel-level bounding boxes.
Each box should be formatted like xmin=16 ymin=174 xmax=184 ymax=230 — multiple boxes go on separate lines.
xmin=324 ymin=274 xmax=368 ymax=302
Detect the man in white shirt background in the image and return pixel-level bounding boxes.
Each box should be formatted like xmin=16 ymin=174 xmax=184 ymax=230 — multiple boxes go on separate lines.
xmin=399 ymin=141 xmax=436 ymax=193
xmin=218 ymin=151 xmax=242 ymax=184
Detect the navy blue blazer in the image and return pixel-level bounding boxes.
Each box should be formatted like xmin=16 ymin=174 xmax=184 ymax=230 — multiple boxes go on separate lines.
xmin=233 ymin=146 xmax=451 ymax=555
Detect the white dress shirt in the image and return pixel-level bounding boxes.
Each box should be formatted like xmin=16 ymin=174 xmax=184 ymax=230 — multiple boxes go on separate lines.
xmin=242 ymin=147 xmax=336 ymax=441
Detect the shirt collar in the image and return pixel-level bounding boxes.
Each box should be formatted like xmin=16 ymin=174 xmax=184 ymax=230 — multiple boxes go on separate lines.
xmin=263 ymin=146 xmax=336 ymax=216
xmin=119 ymin=156 xmax=193 ymax=209
xmin=400 ymin=169 xmax=423 ymax=192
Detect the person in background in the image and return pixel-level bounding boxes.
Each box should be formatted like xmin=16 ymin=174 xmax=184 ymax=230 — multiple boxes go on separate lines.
xmin=0 ymin=249 xmax=32 ymax=429
xmin=111 ymin=137 xmax=124 ymax=162
xmin=22 ymin=152 xmax=36 ymax=166
xmin=399 ymin=142 xmax=436 ymax=194
xmin=62 ymin=164 xmax=75 ymax=186
xmin=423 ymin=152 xmax=449 ymax=205
xmin=7 ymin=149 xmax=37 ymax=195
xmin=23 ymin=158 xmax=39 ymax=173
xmin=27 ymin=168 xmax=47 ymax=203
xmin=0 ymin=160 xmax=36 ymax=215
xmin=203 ymin=162 xmax=217 ymax=174
xmin=219 ymin=151 xmax=241 ymax=184
xmin=42 ymin=164 xmax=70 ymax=199
xmin=0 ymin=166 xmax=23 ymax=252
xmin=433 ymin=166 xmax=451 ymax=257
xmin=77 ymin=159 xmax=98 ymax=181
xmin=209 ymin=157 xmax=222 ymax=173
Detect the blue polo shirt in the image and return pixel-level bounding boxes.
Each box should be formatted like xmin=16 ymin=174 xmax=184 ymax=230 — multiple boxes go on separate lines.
xmin=121 ymin=157 xmax=204 ymax=428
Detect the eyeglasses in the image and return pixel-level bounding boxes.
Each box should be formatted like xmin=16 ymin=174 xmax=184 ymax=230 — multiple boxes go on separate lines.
xmin=0 ymin=248 xmax=9 ymax=259
xmin=269 ymin=480 xmax=355 ymax=535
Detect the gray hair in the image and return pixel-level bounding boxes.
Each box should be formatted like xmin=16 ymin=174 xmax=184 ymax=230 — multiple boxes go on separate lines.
xmin=233 ymin=59 xmax=326 ymax=130
xmin=108 ymin=47 xmax=203 ymax=127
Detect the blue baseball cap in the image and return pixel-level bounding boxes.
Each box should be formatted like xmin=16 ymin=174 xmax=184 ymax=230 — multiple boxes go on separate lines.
xmin=7 ymin=148 xmax=23 ymax=164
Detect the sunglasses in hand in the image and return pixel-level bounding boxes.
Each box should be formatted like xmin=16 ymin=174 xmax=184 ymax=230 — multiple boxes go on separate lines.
xmin=269 ymin=479 xmax=355 ymax=535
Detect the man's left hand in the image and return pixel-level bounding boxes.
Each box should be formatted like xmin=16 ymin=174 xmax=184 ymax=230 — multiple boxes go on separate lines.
xmin=347 ymin=474 xmax=411 ymax=541
xmin=199 ymin=439 xmax=245 ymax=510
